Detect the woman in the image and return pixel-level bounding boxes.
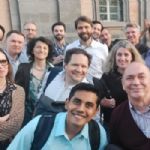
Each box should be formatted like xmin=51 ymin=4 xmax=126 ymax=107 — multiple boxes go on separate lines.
xmin=15 ymin=36 xmax=53 ymax=126
xmin=93 ymin=40 xmax=144 ymax=127
xmin=0 ymin=48 xmax=24 ymax=149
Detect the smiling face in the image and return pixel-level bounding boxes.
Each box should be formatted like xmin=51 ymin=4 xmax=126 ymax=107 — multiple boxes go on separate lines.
xmin=115 ymin=47 xmax=132 ymax=72
xmin=33 ymin=41 xmax=49 ymax=61
xmin=6 ymin=33 xmax=25 ymax=57
xmin=76 ymin=21 xmax=93 ymax=42
xmin=92 ymin=23 xmax=102 ymax=41
xmin=65 ymin=90 xmax=98 ymax=129
xmin=125 ymin=27 xmax=140 ymax=45
xmin=0 ymin=52 xmax=8 ymax=79
xmin=64 ymin=54 xmax=89 ymax=84
xmin=53 ymin=25 xmax=65 ymax=41
xmin=122 ymin=62 xmax=150 ymax=105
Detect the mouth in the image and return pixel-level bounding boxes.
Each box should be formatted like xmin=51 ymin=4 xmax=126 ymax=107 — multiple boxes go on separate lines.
xmin=72 ymin=112 xmax=86 ymax=119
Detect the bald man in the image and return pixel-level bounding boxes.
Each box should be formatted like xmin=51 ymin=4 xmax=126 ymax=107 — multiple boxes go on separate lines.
xmin=109 ymin=62 xmax=150 ymax=150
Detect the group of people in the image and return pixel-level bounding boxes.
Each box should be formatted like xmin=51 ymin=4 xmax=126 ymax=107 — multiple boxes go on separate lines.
xmin=0 ymin=15 xmax=150 ymax=150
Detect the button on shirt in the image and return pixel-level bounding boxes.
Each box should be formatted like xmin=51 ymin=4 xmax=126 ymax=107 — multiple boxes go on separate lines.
xmin=66 ymin=39 xmax=108 ymax=83
xmin=7 ymin=113 xmax=108 ymax=150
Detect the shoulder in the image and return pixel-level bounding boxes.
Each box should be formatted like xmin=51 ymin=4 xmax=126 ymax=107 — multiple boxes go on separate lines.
xmin=66 ymin=40 xmax=80 ymax=50
xmin=18 ymin=63 xmax=32 ymax=70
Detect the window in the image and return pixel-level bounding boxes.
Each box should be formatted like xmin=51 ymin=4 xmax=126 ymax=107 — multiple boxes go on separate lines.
xmin=99 ymin=0 xmax=123 ymax=21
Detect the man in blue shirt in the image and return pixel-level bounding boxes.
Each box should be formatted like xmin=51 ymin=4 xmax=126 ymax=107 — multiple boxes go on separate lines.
xmin=7 ymin=83 xmax=108 ymax=150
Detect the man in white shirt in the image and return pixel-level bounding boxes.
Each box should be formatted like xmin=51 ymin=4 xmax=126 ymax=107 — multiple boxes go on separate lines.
xmin=45 ymin=48 xmax=91 ymax=100
xmin=66 ymin=16 xmax=108 ymax=82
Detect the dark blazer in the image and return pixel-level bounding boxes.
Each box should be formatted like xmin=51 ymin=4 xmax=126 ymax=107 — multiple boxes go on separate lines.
xmin=93 ymin=70 xmax=128 ymax=123
xmin=110 ymin=101 xmax=150 ymax=150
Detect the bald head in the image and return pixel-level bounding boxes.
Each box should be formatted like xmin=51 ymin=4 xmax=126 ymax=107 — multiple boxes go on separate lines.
xmin=122 ymin=62 xmax=150 ymax=107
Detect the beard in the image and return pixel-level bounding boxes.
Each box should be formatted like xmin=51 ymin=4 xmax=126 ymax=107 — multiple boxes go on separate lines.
xmin=54 ymin=34 xmax=64 ymax=41
xmin=78 ymin=32 xmax=92 ymax=42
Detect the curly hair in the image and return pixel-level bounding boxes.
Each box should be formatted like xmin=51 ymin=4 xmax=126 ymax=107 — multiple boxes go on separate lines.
xmin=27 ymin=36 xmax=53 ymax=62
xmin=104 ymin=40 xmax=144 ymax=73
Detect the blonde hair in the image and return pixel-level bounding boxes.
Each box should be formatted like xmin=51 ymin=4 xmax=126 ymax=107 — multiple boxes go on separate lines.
xmin=104 ymin=40 xmax=144 ymax=73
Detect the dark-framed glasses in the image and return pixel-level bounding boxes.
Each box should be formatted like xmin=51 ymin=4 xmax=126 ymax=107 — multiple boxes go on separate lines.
xmin=0 ymin=59 xmax=8 ymax=66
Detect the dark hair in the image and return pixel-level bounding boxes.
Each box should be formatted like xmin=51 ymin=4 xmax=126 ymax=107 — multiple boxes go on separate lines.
xmin=75 ymin=16 xmax=93 ymax=29
xmin=68 ymin=83 xmax=100 ymax=108
xmin=64 ymin=48 xmax=92 ymax=66
xmin=0 ymin=25 xmax=5 ymax=39
xmin=92 ymin=20 xmax=103 ymax=31
xmin=27 ymin=36 xmax=53 ymax=62
xmin=51 ymin=21 xmax=66 ymax=32
xmin=0 ymin=48 xmax=13 ymax=81
xmin=6 ymin=30 xmax=25 ymax=39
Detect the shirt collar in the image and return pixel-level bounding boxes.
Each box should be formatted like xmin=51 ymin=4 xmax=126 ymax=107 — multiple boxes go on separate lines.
xmin=54 ymin=113 xmax=88 ymax=139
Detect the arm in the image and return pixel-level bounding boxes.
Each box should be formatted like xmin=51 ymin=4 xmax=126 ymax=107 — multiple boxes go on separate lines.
xmin=7 ymin=116 xmax=41 ymax=150
xmin=0 ymin=85 xmax=25 ymax=141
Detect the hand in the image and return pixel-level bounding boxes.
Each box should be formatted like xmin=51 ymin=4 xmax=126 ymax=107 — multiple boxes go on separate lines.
xmin=144 ymin=19 xmax=150 ymax=31
xmin=0 ymin=114 xmax=10 ymax=122
xmin=100 ymin=98 xmax=116 ymax=108
xmin=52 ymin=55 xmax=64 ymax=64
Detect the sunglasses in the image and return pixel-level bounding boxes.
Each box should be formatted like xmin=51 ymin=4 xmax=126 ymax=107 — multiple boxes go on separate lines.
xmin=0 ymin=59 xmax=8 ymax=66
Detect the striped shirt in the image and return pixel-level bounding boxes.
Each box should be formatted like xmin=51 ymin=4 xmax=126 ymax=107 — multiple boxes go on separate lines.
xmin=129 ymin=102 xmax=150 ymax=138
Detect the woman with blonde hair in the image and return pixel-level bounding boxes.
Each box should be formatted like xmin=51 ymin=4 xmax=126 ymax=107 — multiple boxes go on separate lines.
xmin=93 ymin=40 xmax=144 ymax=137
xmin=0 ymin=48 xmax=24 ymax=149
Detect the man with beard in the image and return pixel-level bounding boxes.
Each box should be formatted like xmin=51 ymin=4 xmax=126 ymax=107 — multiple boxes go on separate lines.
xmin=51 ymin=21 xmax=68 ymax=67
xmin=66 ymin=16 xmax=108 ymax=83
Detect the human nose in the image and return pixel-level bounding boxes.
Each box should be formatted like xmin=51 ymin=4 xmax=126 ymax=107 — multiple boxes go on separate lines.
xmin=132 ymin=77 xmax=140 ymax=85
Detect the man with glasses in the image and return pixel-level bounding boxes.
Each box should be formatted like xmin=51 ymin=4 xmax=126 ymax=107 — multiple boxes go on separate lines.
xmin=20 ymin=21 xmax=37 ymax=62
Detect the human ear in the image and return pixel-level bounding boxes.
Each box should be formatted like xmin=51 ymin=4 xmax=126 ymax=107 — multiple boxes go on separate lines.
xmin=65 ymin=98 xmax=69 ymax=110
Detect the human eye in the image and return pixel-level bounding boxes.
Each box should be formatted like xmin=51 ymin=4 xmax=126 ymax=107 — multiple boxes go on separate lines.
xmin=72 ymin=98 xmax=81 ymax=105
xmin=85 ymin=102 xmax=94 ymax=109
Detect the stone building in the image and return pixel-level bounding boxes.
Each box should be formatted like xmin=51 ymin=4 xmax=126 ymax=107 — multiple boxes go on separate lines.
xmin=0 ymin=0 xmax=150 ymax=41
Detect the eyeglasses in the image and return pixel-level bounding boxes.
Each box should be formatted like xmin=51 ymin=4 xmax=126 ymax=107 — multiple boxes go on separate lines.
xmin=0 ymin=59 xmax=8 ymax=66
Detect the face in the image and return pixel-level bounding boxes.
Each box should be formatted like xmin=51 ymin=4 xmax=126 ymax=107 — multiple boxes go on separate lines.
xmin=92 ymin=23 xmax=102 ymax=41
xmin=24 ymin=23 xmax=37 ymax=41
xmin=6 ymin=33 xmax=25 ymax=56
xmin=115 ymin=47 xmax=132 ymax=71
xmin=0 ymin=29 xmax=4 ymax=41
xmin=125 ymin=27 xmax=140 ymax=45
xmin=33 ymin=41 xmax=49 ymax=61
xmin=65 ymin=90 xmax=98 ymax=129
xmin=76 ymin=21 xmax=93 ymax=42
xmin=0 ymin=52 xmax=8 ymax=78
xmin=53 ymin=25 xmax=65 ymax=41
xmin=123 ymin=63 xmax=150 ymax=103
xmin=100 ymin=29 xmax=111 ymax=46
xmin=64 ymin=54 xmax=89 ymax=84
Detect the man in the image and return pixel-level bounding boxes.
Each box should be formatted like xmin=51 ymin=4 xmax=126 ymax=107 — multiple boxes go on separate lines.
xmin=4 ymin=30 xmax=25 ymax=78
xmin=20 ymin=21 xmax=37 ymax=62
xmin=66 ymin=16 xmax=108 ymax=82
xmin=7 ymin=83 xmax=108 ymax=150
xmin=110 ymin=62 xmax=150 ymax=150
xmin=125 ymin=23 xmax=149 ymax=56
xmin=51 ymin=21 xmax=68 ymax=67
xmin=45 ymin=48 xmax=91 ymax=99
xmin=92 ymin=20 xmax=103 ymax=41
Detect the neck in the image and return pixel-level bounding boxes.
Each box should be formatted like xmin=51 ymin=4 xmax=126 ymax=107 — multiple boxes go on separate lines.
xmin=117 ymin=68 xmax=124 ymax=74
xmin=0 ymin=78 xmax=7 ymax=92
xmin=80 ymin=38 xmax=92 ymax=47
xmin=55 ymin=39 xmax=65 ymax=46
xmin=33 ymin=60 xmax=46 ymax=69
xmin=65 ymin=117 xmax=82 ymax=140
xmin=7 ymin=51 xmax=18 ymax=60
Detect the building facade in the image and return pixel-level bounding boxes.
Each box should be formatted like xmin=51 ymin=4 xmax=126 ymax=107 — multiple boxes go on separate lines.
xmin=0 ymin=0 xmax=150 ymax=41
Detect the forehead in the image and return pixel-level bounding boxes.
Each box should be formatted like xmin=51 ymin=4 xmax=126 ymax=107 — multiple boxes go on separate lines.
xmin=126 ymin=27 xmax=139 ymax=33
xmin=71 ymin=90 xmax=97 ymax=103
xmin=68 ymin=54 xmax=88 ymax=63
xmin=93 ymin=23 xmax=102 ymax=29
xmin=7 ymin=33 xmax=24 ymax=41
xmin=116 ymin=47 xmax=130 ymax=53
xmin=24 ymin=23 xmax=36 ymax=29
xmin=77 ymin=21 xmax=92 ymax=27
xmin=54 ymin=25 xmax=65 ymax=30
xmin=123 ymin=64 xmax=149 ymax=78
